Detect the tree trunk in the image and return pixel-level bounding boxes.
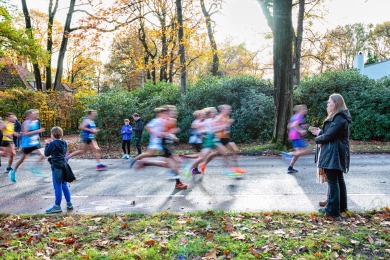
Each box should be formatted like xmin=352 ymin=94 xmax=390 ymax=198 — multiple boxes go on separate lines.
xmin=21 ymin=0 xmax=42 ymax=91
xmin=200 ymin=0 xmax=219 ymax=76
xmin=53 ymin=0 xmax=76 ymax=91
xmin=176 ymin=0 xmax=187 ymax=93
xmin=46 ymin=0 xmax=59 ymax=91
xmin=159 ymin=11 xmax=168 ymax=82
xmin=272 ymin=0 xmax=293 ymax=145
xmin=293 ymin=0 xmax=304 ymax=86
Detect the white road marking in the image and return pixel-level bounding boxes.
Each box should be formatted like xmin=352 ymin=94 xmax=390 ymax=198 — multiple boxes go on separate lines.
xmin=43 ymin=195 xmax=89 ymax=198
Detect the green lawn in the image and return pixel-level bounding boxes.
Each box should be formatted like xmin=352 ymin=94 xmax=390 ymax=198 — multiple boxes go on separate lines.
xmin=1 ymin=209 xmax=389 ymax=259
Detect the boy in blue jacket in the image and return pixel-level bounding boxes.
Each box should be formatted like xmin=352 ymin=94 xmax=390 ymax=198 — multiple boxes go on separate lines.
xmin=121 ymin=119 xmax=132 ymax=159
xmin=44 ymin=127 xmax=73 ymax=214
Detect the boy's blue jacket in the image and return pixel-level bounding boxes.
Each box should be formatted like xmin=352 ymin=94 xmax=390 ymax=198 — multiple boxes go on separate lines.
xmin=121 ymin=125 xmax=133 ymax=140
xmin=44 ymin=139 xmax=67 ymax=168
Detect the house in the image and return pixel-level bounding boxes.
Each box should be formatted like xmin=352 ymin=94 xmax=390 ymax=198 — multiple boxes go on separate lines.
xmin=0 ymin=57 xmax=74 ymax=93
xmin=353 ymin=52 xmax=390 ymax=80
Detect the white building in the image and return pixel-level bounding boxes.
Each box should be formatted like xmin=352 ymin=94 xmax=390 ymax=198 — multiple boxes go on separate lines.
xmin=353 ymin=52 xmax=390 ymax=80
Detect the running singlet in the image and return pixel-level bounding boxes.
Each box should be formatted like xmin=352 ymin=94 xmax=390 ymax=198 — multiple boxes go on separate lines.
xmin=217 ymin=116 xmax=231 ymax=139
xmin=82 ymin=119 xmax=96 ymax=139
xmin=146 ymin=118 xmax=164 ymax=145
xmin=2 ymin=121 xmax=14 ymax=142
xmin=288 ymin=114 xmax=304 ymax=140
xmin=21 ymin=120 xmax=41 ymax=148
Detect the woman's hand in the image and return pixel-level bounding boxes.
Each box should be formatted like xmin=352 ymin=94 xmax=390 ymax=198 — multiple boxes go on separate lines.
xmin=309 ymin=126 xmax=321 ymax=136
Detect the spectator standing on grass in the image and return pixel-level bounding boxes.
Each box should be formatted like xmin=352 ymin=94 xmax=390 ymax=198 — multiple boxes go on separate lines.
xmin=121 ymin=119 xmax=132 ymax=159
xmin=311 ymin=93 xmax=352 ymax=219
xmin=132 ymin=113 xmax=144 ymax=155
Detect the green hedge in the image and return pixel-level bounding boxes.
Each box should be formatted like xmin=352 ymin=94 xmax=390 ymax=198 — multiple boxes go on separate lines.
xmin=89 ymin=76 xmax=274 ymax=144
xmin=295 ymin=70 xmax=390 ymax=141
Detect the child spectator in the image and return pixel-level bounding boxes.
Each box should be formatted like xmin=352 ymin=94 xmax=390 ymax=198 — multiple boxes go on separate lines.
xmin=44 ymin=126 xmax=73 ymax=214
xmin=121 ymin=119 xmax=132 ymax=159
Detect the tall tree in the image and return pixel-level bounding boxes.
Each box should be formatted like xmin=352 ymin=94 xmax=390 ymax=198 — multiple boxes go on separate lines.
xmin=46 ymin=0 xmax=59 ymax=90
xmin=200 ymin=0 xmax=220 ymax=76
xmin=21 ymin=0 xmax=43 ymax=91
xmin=272 ymin=0 xmax=294 ymax=144
xmin=53 ymin=0 xmax=76 ymax=91
xmin=292 ymin=0 xmax=304 ymax=85
xmin=176 ymin=0 xmax=187 ymax=93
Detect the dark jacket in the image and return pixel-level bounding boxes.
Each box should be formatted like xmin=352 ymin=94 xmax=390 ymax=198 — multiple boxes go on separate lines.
xmin=315 ymin=109 xmax=352 ymax=173
xmin=133 ymin=118 xmax=144 ymax=137
xmin=44 ymin=139 xmax=67 ymax=169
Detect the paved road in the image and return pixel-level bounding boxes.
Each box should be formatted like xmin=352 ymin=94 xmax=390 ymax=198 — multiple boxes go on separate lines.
xmin=0 ymin=154 xmax=389 ymax=214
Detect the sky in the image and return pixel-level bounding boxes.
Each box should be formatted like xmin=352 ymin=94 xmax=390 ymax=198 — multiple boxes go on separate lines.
xmin=9 ymin=0 xmax=390 ymax=63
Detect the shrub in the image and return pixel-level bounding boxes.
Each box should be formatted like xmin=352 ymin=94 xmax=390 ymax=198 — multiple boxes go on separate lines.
xmin=295 ymin=70 xmax=390 ymax=141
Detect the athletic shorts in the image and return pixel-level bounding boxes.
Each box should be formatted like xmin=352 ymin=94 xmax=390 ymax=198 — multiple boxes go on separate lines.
xmin=82 ymin=137 xmax=93 ymax=144
xmin=292 ymin=139 xmax=307 ymax=149
xmin=203 ymin=134 xmax=219 ymax=149
xmin=1 ymin=141 xmax=13 ymax=147
xmin=22 ymin=146 xmax=40 ymax=154
xmin=161 ymin=138 xmax=173 ymax=158
xmin=192 ymin=143 xmax=202 ymax=153
xmin=220 ymin=138 xmax=231 ymax=146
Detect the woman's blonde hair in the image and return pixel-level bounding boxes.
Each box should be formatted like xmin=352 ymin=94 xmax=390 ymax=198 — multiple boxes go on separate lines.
xmin=326 ymin=93 xmax=347 ymax=120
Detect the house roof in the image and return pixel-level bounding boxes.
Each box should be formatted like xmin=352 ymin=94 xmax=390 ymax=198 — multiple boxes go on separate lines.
xmin=365 ymin=59 xmax=390 ymax=68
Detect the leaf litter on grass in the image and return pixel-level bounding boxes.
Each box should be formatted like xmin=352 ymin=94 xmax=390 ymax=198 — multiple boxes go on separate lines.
xmin=0 ymin=209 xmax=389 ymax=259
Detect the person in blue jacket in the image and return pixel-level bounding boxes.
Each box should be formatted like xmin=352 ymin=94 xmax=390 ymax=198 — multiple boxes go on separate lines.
xmin=121 ymin=119 xmax=132 ymax=159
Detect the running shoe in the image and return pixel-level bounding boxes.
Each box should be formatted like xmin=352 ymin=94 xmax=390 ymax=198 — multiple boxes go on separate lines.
xmin=167 ymin=170 xmax=176 ymax=178
xmin=191 ymin=168 xmax=201 ymax=175
xmin=66 ymin=202 xmax=74 ymax=210
xmin=281 ymin=152 xmax=293 ymax=160
xmin=224 ymin=170 xmax=241 ymax=177
xmin=175 ymin=181 xmax=188 ymax=189
xmin=5 ymin=166 xmax=12 ymax=173
xmin=287 ymin=166 xmax=299 ymax=174
xmin=31 ymin=168 xmax=44 ymax=177
xmin=129 ymin=158 xmax=136 ymax=169
xmin=122 ymin=154 xmax=128 ymax=159
xmin=45 ymin=205 xmax=62 ymax=214
xmin=96 ymin=164 xmax=107 ymax=171
xmin=9 ymin=169 xmax=16 ymax=183
xmin=230 ymin=167 xmax=246 ymax=174
xmin=199 ymin=162 xmax=207 ymax=174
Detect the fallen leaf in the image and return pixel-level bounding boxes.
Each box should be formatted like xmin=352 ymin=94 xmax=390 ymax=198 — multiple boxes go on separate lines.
xmin=249 ymin=247 xmax=260 ymax=258
xmin=350 ymin=239 xmax=360 ymax=245
xmin=367 ymin=235 xmax=374 ymax=244
xmin=64 ymin=237 xmax=76 ymax=245
xmin=230 ymin=231 xmax=246 ymax=240
xmin=222 ymin=223 xmax=234 ymax=232
xmin=314 ymin=252 xmax=323 ymax=258
xmin=179 ymin=237 xmax=188 ymax=246
xmin=202 ymin=248 xmax=217 ymax=260
xmin=144 ymin=240 xmax=155 ymax=246
xmin=205 ymin=234 xmax=214 ymax=241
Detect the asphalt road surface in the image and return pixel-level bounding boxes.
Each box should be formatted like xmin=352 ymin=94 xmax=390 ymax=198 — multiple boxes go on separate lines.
xmin=0 ymin=154 xmax=389 ymax=214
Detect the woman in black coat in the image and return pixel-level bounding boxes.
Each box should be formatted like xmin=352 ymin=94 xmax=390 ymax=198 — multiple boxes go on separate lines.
xmin=311 ymin=93 xmax=352 ymax=218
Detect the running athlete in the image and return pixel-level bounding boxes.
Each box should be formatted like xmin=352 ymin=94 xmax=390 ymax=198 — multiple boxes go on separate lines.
xmin=0 ymin=113 xmax=18 ymax=173
xmin=130 ymin=107 xmax=188 ymax=189
xmin=9 ymin=109 xmax=46 ymax=182
xmin=199 ymin=105 xmax=245 ymax=174
xmin=186 ymin=107 xmax=232 ymax=176
xmin=66 ymin=110 xmax=107 ymax=170
xmin=283 ymin=104 xmax=310 ymax=173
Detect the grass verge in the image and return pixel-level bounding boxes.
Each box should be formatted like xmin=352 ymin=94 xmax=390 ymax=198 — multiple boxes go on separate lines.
xmin=0 ymin=209 xmax=389 ymax=259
